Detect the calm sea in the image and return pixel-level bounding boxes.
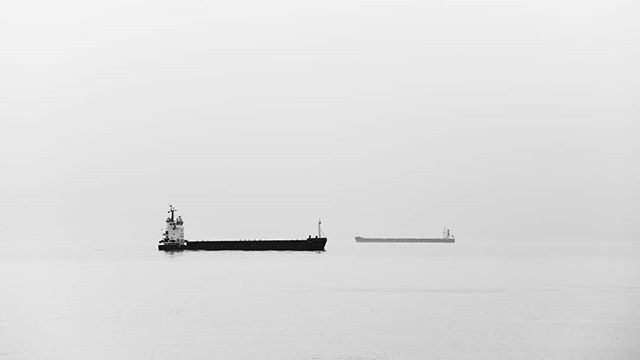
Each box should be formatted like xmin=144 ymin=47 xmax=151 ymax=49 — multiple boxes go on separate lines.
xmin=1 ymin=238 xmax=638 ymax=359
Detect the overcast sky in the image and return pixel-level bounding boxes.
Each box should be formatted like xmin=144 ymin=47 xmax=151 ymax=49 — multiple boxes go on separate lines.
xmin=1 ymin=0 xmax=638 ymax=249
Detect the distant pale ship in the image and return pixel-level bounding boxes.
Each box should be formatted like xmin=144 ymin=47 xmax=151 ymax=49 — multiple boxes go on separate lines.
xmin=355 ymin=228 xmax=455 ymax=243
xmin=159 ymin=205 xmax=327 ymax=251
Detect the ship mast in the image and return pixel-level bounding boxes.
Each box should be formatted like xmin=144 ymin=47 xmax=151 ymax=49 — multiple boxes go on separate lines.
xmin=168 ymin=205 xmax=176 ymax=222
xmin=318 ymin=219 xmax=322 ymax=238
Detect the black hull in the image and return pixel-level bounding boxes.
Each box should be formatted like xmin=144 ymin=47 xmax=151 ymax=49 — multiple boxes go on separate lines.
xmin=158 ymin=243 xmax=185 ymax=251
xmin=159 ymin=238 xmax=327 ymax=251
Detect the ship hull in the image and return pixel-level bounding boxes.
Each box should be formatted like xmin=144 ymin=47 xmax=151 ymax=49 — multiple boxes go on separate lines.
xmin=158 ymin=243 xmax=186 ymax=251
xmin=159 ymin=238 xmax=327 ymax=251
xmin=355 ymin=237 xmax=454 ymax=243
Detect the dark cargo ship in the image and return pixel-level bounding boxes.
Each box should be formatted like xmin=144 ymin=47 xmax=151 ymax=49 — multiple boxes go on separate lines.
xmin=158 ymin=205 xmax=326 ymax=251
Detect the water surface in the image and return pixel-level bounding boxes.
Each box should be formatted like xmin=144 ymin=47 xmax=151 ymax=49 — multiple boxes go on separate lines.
xmin=1 ymin=239 xmax=638 ymax=359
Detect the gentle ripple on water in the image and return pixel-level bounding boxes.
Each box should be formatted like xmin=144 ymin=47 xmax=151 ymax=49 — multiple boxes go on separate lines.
xmin=1 ymin=240 xmax=639 ymax=359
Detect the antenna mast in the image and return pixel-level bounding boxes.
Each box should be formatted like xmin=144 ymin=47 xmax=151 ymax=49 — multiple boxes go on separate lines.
xmin=168 ymin=205 xmax=175 ymax=222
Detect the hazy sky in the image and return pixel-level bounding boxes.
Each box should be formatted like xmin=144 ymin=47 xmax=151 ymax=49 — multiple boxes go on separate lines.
xmin=1 ymin=0 xmax=638 ymax=248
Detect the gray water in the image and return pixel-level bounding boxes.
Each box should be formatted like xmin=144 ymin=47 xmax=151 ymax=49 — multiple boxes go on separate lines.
xmin=1 ymin=239 xmax=639 ymax=359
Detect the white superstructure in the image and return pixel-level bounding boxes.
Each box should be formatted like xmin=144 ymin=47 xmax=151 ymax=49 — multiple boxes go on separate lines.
xmin=161 ymin=205 xmax=186 ymax=247
xmin=442 ymin=228 xmax=455 ymax=241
